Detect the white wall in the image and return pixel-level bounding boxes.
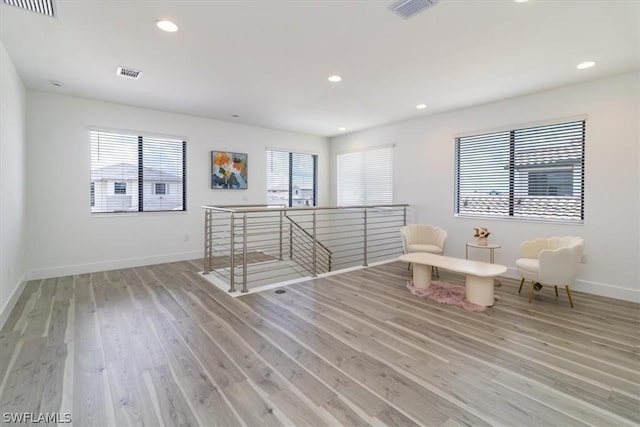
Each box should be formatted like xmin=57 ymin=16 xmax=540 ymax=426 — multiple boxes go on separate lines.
xmin=0 ymin=42 xmax=28 ymax=326
xmin=26 ymin=92 xmax=329 ymax=278
xmin=637 ymin=76 xmax=640 ymax=304
xmin=331 ymin=72 xmax=640 ymax=302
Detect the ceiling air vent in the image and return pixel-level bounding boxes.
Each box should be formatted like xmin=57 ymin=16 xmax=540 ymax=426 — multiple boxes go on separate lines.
xmin=116 ymin=67 xmax=142 ymax=80
xmin=2 ymin=0 xmax=56 ymax=17
xmin=389 ymin=0 xmax=438 ymax=19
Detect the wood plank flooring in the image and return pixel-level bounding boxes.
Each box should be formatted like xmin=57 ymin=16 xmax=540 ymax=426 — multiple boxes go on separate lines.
xmin=0 ymin=260 xmax=638 ymax=426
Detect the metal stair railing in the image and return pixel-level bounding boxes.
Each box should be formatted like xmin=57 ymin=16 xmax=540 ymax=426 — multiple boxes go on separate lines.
xmin=285 ymin=213 xmax=332 ymax=274
xmin=202 ymin=204 xmax=410 ymax=293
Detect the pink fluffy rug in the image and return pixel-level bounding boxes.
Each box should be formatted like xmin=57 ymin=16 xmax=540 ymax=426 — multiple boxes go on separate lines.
xmin=406 ymin=281 xmax=487 ymax=312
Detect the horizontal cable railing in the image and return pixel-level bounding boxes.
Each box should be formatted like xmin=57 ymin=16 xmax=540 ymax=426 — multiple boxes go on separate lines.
xmin=203 ymin=204 xmax=410 ymax=293
xmin=285 ymin=214 xmax=332 ymax=275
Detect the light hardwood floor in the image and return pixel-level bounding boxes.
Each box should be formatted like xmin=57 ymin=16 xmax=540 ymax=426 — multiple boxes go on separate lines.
xmin=0 ymin=260 xmax=638 ymax=426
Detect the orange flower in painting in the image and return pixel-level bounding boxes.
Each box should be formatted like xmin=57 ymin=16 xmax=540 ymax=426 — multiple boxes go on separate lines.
xmin=214 ymin=152 xmax=231 ymax=166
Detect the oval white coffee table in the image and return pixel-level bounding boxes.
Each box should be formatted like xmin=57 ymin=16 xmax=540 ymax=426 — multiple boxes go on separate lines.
xmin=399 ymin=253 xmax=507 ymax=306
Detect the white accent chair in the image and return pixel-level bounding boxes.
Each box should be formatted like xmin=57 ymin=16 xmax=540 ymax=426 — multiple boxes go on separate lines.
xmin=400 ymin=224 xmax=447 ymax=276
xmin=516 ymin=236 xmax=585 ymax=307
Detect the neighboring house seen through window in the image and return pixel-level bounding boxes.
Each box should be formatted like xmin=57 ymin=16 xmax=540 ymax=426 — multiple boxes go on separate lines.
xmin=454 ymin=120 xmax=585 ymax=222
xmin=337 ymin=146 xmax=393 ymax=206
xmin=267 ymin=150 xmax=317 ymax=207
xmin=90 ymin=130 xmax=186 ymax=213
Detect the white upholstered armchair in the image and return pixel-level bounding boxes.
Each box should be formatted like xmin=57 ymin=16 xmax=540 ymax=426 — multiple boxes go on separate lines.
xmin=516 ymin=236 xmax=585 ymax=307
xmin=400 ymin=224 xmax=447 ymax=276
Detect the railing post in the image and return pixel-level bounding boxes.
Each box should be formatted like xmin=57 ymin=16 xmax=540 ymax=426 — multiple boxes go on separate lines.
xmin=289 ymin=222 xmax=293 ymax=260
xmin=363 ymin=208 xmax=368 ymax=267
xmin=242 ymin=214 xmax=248 ymax=293
xmin=312 ymin=211 xmax=317 ymax=277
xmin=279 ymin=210 xmax=283 ymax=261
xmin=203 ymin=209 xmax=211 ymax=274
xmin=229 ymin=213 xmax=235 ymax=293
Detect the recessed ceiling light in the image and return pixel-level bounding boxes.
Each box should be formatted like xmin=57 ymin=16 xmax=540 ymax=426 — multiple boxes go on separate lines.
xmin=514 ymin=0 xmax=529 ymax=3
xmin=338 ymin=127 xmax=346 ymax=131
xmin=328 ymin=75 xmax=342 ymax=83
xmin=416 ymin=104 xmax=427 ymax=109
xmin=156 ymin=20 xmax=178 ymax=32
xmin=576 ymin=61 xmax=596 ymax=70
xmin=231 ymin=114 xmax=240 ymax=118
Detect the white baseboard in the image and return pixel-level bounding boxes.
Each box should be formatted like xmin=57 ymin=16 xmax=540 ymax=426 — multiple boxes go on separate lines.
xmin=571 ymin=279 xmax=640 ymax=303
xmin=26 ymin=250 xmax=203 ymax=280
xmin=503 ymin=267 xmax=639 ymax=303
xmin=0 ymin=272 xmax=27 ymax=330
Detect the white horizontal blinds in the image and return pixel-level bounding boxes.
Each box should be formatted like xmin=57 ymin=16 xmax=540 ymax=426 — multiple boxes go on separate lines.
xmin=291 ymin=152 xmax=316 ymax=207
xmin=364 ymin=147 xmax=393 ymax=204
xmin=90 ymin=130 xmax=138 ymax=213
xmin=337 ymin=146 xmax=393 ymax=206
xmin=337 ymin=151 xmax=364 ymax=205
xmin=455 ymin=131 xmax=510 ymax=216
xmin=512 ymin=121 xmax=584 ymax=220
xmin=90 ymin=130 xmax=186 ymax=213
xmin=142 ymin=136 xmax=186 ymax=212
xmin=267 ymin=149 xmax=317 ymax=207
xmin=267 ymin=150 xmax=290 ymax=206
xmin=455 ymin=120 xmax=585 ymax=222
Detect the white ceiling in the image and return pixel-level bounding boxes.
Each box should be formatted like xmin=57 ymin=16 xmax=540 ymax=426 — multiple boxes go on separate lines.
xmin=1 ymin=0 xmax=638 ymax=137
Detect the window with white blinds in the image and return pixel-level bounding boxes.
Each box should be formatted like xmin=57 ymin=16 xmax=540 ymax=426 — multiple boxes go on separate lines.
xmin=266 ymin=149 xmax=317 ymax=207
xmin=455 ymin=120 xmax=585 ymax=222
xmin=90 ymin=130 xmax=186 ymax=213
xmin=337 ymin=146 xmax=393 ymax=206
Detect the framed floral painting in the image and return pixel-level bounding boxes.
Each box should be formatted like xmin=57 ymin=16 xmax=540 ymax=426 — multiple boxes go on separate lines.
xmin=211 ymin=151 xmax=248 ymax=189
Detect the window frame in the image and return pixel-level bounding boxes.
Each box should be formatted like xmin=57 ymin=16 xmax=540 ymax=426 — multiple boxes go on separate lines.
xmin=90 ymin=129 xmax=187 ymax=214
xmin=266 ymin=149 xmax=318 ymax=208
xmin=454 ymin=119 xmax=585 ymax=224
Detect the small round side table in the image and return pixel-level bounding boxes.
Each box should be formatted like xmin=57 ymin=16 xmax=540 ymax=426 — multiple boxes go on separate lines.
xmin=466 ymin=242 xmax=502 ymax=286
xmin=465 ymin=242 xmax=501 ymax=264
